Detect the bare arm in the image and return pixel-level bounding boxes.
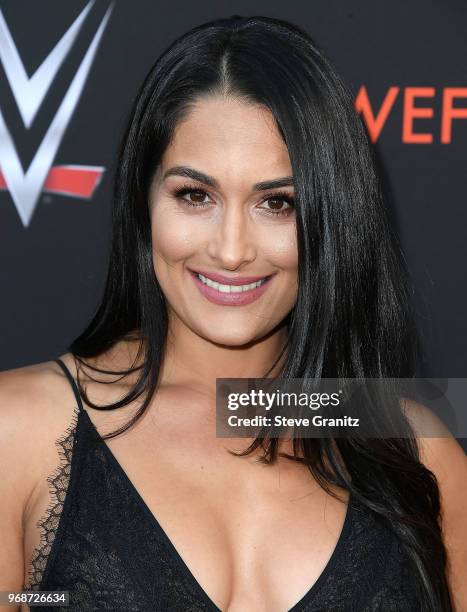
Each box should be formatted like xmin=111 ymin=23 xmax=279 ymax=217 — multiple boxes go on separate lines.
xmin=0 ymin=369 xmax=32 ymax=612
xmin=0 ymin=362 xmax=64 ymax=612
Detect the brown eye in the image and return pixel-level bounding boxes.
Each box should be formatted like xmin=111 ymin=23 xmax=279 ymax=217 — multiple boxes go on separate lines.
xmin=259 ymin=194 xmax=295 ymax=216
xmin=266 ymin=198 xmax=288 ymax=211
xmin=186 ymin=190 xmax=208 ymax=203
xmin=173 ymin=186 xmax=212 ymax=208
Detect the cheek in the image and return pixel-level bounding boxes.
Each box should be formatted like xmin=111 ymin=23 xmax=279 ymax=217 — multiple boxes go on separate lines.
xmin=261 ymin=225 xmax=298 ymax=270
xmin=151 ymin=208 xmax=200 ymax=262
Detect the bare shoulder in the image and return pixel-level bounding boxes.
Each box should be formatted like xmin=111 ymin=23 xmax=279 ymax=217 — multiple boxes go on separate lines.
xmin=0 ymin=356 xmax=75 ymax=442
xmin=402 ymin=398 xmax=467 ymax=610
xmin=0 ymin=356 xmax=79 ymax=592
xmin=0 ymin=346 xmax=139 ymax=593
xmin=400 ymin=397 xmax=466 ymax=473
xmin=0 ymin=358 xmax=62 ymax=447
xmin=0 ymin=356 xmax=80 ymax=503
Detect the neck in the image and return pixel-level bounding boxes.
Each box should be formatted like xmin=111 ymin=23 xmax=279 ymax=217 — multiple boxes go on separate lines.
xmin=159 ymin=312 xmax=288 ymax=395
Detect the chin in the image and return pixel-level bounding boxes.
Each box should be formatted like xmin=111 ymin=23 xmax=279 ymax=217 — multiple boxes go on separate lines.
xmin=199 ymin=326 xmax=264 ymax=348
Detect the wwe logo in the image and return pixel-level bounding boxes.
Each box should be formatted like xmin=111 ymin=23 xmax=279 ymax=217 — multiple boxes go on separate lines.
xmin=0 ymin=1 xmax=114 ymax=226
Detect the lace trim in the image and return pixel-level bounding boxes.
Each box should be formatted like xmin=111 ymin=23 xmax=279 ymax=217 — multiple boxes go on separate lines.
xmin=23 ymin=405 xmax=80 ymax=591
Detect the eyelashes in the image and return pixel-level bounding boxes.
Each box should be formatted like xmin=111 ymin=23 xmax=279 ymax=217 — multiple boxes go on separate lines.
xmin=171 ymin=183 xmax=295 ymax=218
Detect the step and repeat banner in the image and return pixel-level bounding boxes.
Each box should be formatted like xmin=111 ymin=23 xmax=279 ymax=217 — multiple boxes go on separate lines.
xmin=0 ymin=2 xmax=465 ymax=406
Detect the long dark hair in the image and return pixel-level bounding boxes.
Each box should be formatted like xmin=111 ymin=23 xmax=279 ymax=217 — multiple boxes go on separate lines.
xmin=68 ymin=15 xmax=451 ymax=610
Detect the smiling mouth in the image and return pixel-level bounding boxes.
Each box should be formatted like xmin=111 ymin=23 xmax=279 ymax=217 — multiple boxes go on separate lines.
xmin=190 ymin=270 xmax=274 ymax=292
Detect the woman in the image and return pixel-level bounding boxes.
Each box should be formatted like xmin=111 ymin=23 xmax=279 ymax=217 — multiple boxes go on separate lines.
xmin=0 ymin=14 xmax=465 ymax=612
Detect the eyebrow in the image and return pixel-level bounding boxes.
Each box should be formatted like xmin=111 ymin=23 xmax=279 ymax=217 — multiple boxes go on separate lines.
xmin=162 ymin=165 xmax=294 ymax=191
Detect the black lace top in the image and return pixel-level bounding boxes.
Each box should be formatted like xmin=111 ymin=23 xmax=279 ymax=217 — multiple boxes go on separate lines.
xmin=22 ymin=358 xmax=421 ymax=611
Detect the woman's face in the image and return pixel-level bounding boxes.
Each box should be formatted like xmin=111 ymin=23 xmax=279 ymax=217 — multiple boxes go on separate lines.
xmin=149 ymin=95 xmax=298 ymax=346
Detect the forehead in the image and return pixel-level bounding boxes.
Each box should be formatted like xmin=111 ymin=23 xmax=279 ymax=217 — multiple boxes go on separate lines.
xmin=160 ymin=96 xmax=292 ymax=182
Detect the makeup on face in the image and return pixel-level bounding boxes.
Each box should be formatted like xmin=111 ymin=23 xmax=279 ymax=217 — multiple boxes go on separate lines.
xmin=159 ymin=170 xmax=294 ymax=307
xmin=149 ymin=96 xmax=298 ymax=344
xmin=188 ymin=268 xmax=278 ymax=306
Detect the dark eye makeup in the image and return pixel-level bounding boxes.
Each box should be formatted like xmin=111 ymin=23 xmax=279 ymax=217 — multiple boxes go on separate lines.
xmin=171 ymin=183 xmax=295 ymax=217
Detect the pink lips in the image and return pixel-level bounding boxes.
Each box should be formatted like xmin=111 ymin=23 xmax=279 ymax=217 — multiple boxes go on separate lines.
xmin=190 ymin=269 xmax=271 ymax=285
xmin=189 ymin=270 xmax=275 ymax=306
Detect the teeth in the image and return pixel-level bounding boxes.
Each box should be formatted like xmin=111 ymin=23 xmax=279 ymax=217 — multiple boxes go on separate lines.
xmin=197 ymin=273 xmax=267 ymax=293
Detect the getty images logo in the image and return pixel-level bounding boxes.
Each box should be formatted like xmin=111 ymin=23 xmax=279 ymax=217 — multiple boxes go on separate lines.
xmin=0 ymin=1 xmax=114 ymax=227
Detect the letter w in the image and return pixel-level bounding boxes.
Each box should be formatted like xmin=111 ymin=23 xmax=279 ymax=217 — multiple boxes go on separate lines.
xmin=0 ymin=1 xmax=113 ymax=226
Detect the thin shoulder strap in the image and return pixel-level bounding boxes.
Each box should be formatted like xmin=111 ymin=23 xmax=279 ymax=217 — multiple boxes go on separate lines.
xmin=55 ymin=358 xmax=85 ymax=414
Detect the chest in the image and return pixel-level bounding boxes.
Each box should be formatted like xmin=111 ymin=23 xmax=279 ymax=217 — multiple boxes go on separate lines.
xmin=24 ymin=407 xmax=351 ymax=611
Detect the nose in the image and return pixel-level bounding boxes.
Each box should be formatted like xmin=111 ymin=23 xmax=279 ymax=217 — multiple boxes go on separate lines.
xmin=206 ymin=202 xmax=256 ymax=270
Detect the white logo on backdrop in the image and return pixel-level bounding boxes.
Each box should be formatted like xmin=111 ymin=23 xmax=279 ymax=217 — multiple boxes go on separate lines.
xmin=0 ymin=1 xmax=113 ymax=226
